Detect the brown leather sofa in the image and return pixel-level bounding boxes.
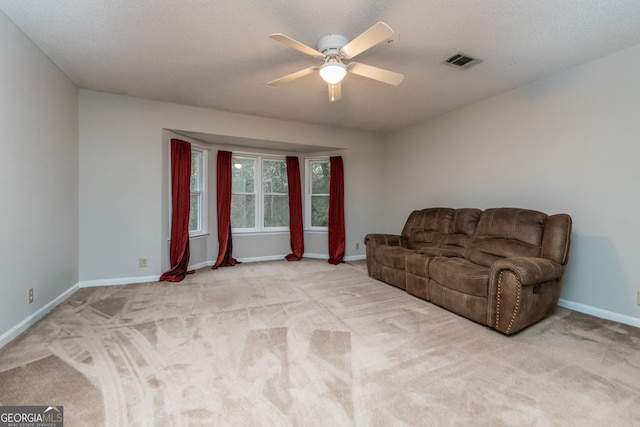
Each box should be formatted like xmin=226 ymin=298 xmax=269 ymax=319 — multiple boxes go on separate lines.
xmin=364 ymin=208 xmax=572 ymax=335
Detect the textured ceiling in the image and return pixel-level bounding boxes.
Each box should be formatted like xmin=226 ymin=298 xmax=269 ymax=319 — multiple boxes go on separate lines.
xmin=2 ymin=0 xmax=640 ymax=134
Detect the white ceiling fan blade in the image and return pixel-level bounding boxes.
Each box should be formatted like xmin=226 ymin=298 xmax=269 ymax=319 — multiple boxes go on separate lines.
xmin=328 ymin=82 xmax=342 ymax=102
xmin=267 ymin=66 xmax=317 ymax=86
xmin=348 ymin=62 xmax=404 ymax=86
xmin=269 ymin=33 xmax=324 ymax=59
xmin=340 ymin=22 xmax=394 ymax=59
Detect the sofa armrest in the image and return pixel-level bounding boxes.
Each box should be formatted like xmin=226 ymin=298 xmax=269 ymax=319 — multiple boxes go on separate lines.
xmin=488 ymin=257 xmax=565 ymax=335
xmin=364 ymin=233 xmax=407 ymax=281
xmin=490 ymin=256 xmax=564 ymax=286
xmin=364 ymin=233 xmax=407 ymax=248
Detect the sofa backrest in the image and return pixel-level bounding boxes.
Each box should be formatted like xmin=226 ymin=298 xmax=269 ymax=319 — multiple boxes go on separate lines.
xmin=439 ymin=208 xmax=483 ymax=255
xmin=466 ymin=208 xmax=571 ymax=267
xmin=402 ymin=208 xmax=454 ymax=250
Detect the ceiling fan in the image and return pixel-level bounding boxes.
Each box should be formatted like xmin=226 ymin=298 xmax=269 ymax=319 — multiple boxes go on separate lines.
xmin=267 ymin=22 xmax=404 ymax=102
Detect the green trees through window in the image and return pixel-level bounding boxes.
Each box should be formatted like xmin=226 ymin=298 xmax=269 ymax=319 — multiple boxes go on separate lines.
xmin=263 ymin=159 xmax=289 ymax=228
xmin=231 ymin=156 xmax=289 ymax=231
xmin=231 ymin=157 xmax=257 ymax=229
xmin=229 ymin=154 xmax=331 ymax=233
xmin=308 ymin=159 xmax=330 ymax=229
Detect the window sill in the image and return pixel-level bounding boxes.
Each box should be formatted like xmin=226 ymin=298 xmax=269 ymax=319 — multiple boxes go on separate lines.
xmin=304 ymin=229 xmax=328 ymax=234
xmin=232 ymin=230 xmax=289 ymax=237
xmin=189 ymin=233 xmax=210 ymax=240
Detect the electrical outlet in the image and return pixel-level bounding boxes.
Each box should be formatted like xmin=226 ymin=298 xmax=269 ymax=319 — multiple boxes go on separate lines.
xmin=356 ymin=243 xmax=360 ymax=250
xmin=28 ymin=288 xmax=34 ymax=304
xmin=139 ymin=257 xmax=149 ymax=268
xmin=637 ymin=291 xmax=640 ymax=306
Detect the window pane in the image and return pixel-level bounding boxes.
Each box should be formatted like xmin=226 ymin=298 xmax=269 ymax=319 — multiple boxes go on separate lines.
xmin=264 ymin=195 xmax=289 ymax=228
xmin=189 ymin=193 xmax=200 ymax=231
xmin=191 ymin=152 xmax=201 ymax=191
xmin=311 ymin=195 xmax=329 ymax=227
xmin=311 ymin=162 xmax=330 ymax=194
xmin=231 ymin=194 xmax=256 ymax=228
xmin=232 ymin=158 xmax=255 ymax=193
xmin=263 ymin=160 xmax=288 ymax=194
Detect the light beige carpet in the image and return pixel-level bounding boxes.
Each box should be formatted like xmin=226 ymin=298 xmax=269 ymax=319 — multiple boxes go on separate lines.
xmin=0 ymin=259 xmax=639 ymax=426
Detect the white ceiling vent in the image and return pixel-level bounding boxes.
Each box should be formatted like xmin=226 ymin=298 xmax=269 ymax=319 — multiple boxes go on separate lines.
xmin=442 ymin=53 xmax=481 ymax=69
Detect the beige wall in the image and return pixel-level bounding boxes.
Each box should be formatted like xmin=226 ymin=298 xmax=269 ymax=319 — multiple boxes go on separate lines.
xmin=385 ymin=43 xmax=640 ymax=323
xmin=79 ymin=91 xmax=385 ymax=283
xmin=0 ymin=11 xmax=79 ymax=341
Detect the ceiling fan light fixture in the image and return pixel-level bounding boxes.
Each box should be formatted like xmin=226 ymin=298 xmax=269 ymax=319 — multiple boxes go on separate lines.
xmin=319 ymin=59 xmax=347 ymax=84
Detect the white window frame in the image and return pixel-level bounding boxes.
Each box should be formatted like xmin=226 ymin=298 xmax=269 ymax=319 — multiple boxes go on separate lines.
xmin=231 ymin=153 xmax=289 ymax=234
xmin=261 ymin=157 xmax=289 ymax=232
xmin=305 ymin=157 xmax=330 ymax=232
xmin=231 ymin=155 xmax=259 ymax=233
xmin=189 ymin=146 xmax=208 ymax=237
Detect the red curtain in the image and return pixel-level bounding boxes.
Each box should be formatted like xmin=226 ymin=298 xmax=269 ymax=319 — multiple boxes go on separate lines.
xmin=285 ymin=156 xmax=304 ymax=261
xmin=212 ymin=150 xmax=240 ymax=269
xmin=160 ymin=139 xmax=195 ymax=282
xmin=328 ymin=156 xmax=345 ymax=264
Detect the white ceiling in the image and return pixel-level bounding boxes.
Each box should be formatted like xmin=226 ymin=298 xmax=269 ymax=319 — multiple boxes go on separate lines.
xmin=2 ymin=0 xmax=640 ymax=134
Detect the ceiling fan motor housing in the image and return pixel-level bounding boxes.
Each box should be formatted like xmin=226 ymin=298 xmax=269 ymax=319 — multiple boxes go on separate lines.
xmin=317 ymin=34 xmax=348 ymax=57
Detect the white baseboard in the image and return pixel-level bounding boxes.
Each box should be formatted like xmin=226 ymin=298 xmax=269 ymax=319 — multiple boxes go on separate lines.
xmin=78 ymin=255 xmax=324 ymax=287
xmin=193 ymin=256 xmax=301 ymax=268
xmin=235 ymin=254 xmax=289 ymax=263
xmin=558 ymin=299 xmax=640 ymax=328
xmin=189 ymin=261 xmax=211 ymax=270
xmin=78 ymin=275 xmax=161 ymax=288
xmin=304 ymin=253 xmax=365 ymax=262
xmin=302 ymin=253 xmax=329 ymax=260
xmin=203 ymin=253 xmax=364 ymax=264
xmin=0 ymin=283 xmax=79 ymax=349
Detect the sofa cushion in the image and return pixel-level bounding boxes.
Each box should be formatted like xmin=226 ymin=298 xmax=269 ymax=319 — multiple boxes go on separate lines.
xmin=409 ymin=229 xmax=446 ymax=251
xmin=429 ymin=257 xmax=490 ymax=297
xmin=474 ymin=208 xmax=546 ymax=246
xmin=406 ymin=252 xmax=432 ymax=276
xmin=416 ymin=247 xmax=463 ymax=257
xmin=375 ymin=246 xmax=412 ymax=269
xmin=401 ymin=208 xmax=454 ymax=250
xmin=465 ymin=208 xmax=546 ymax=267
xmin=438 ymin=208 xmax=482 ymax=255
xmin=467 ymin=238 xmax=541 ymax=267
xmin=451 ymin=208 xmax=483 ymax=236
